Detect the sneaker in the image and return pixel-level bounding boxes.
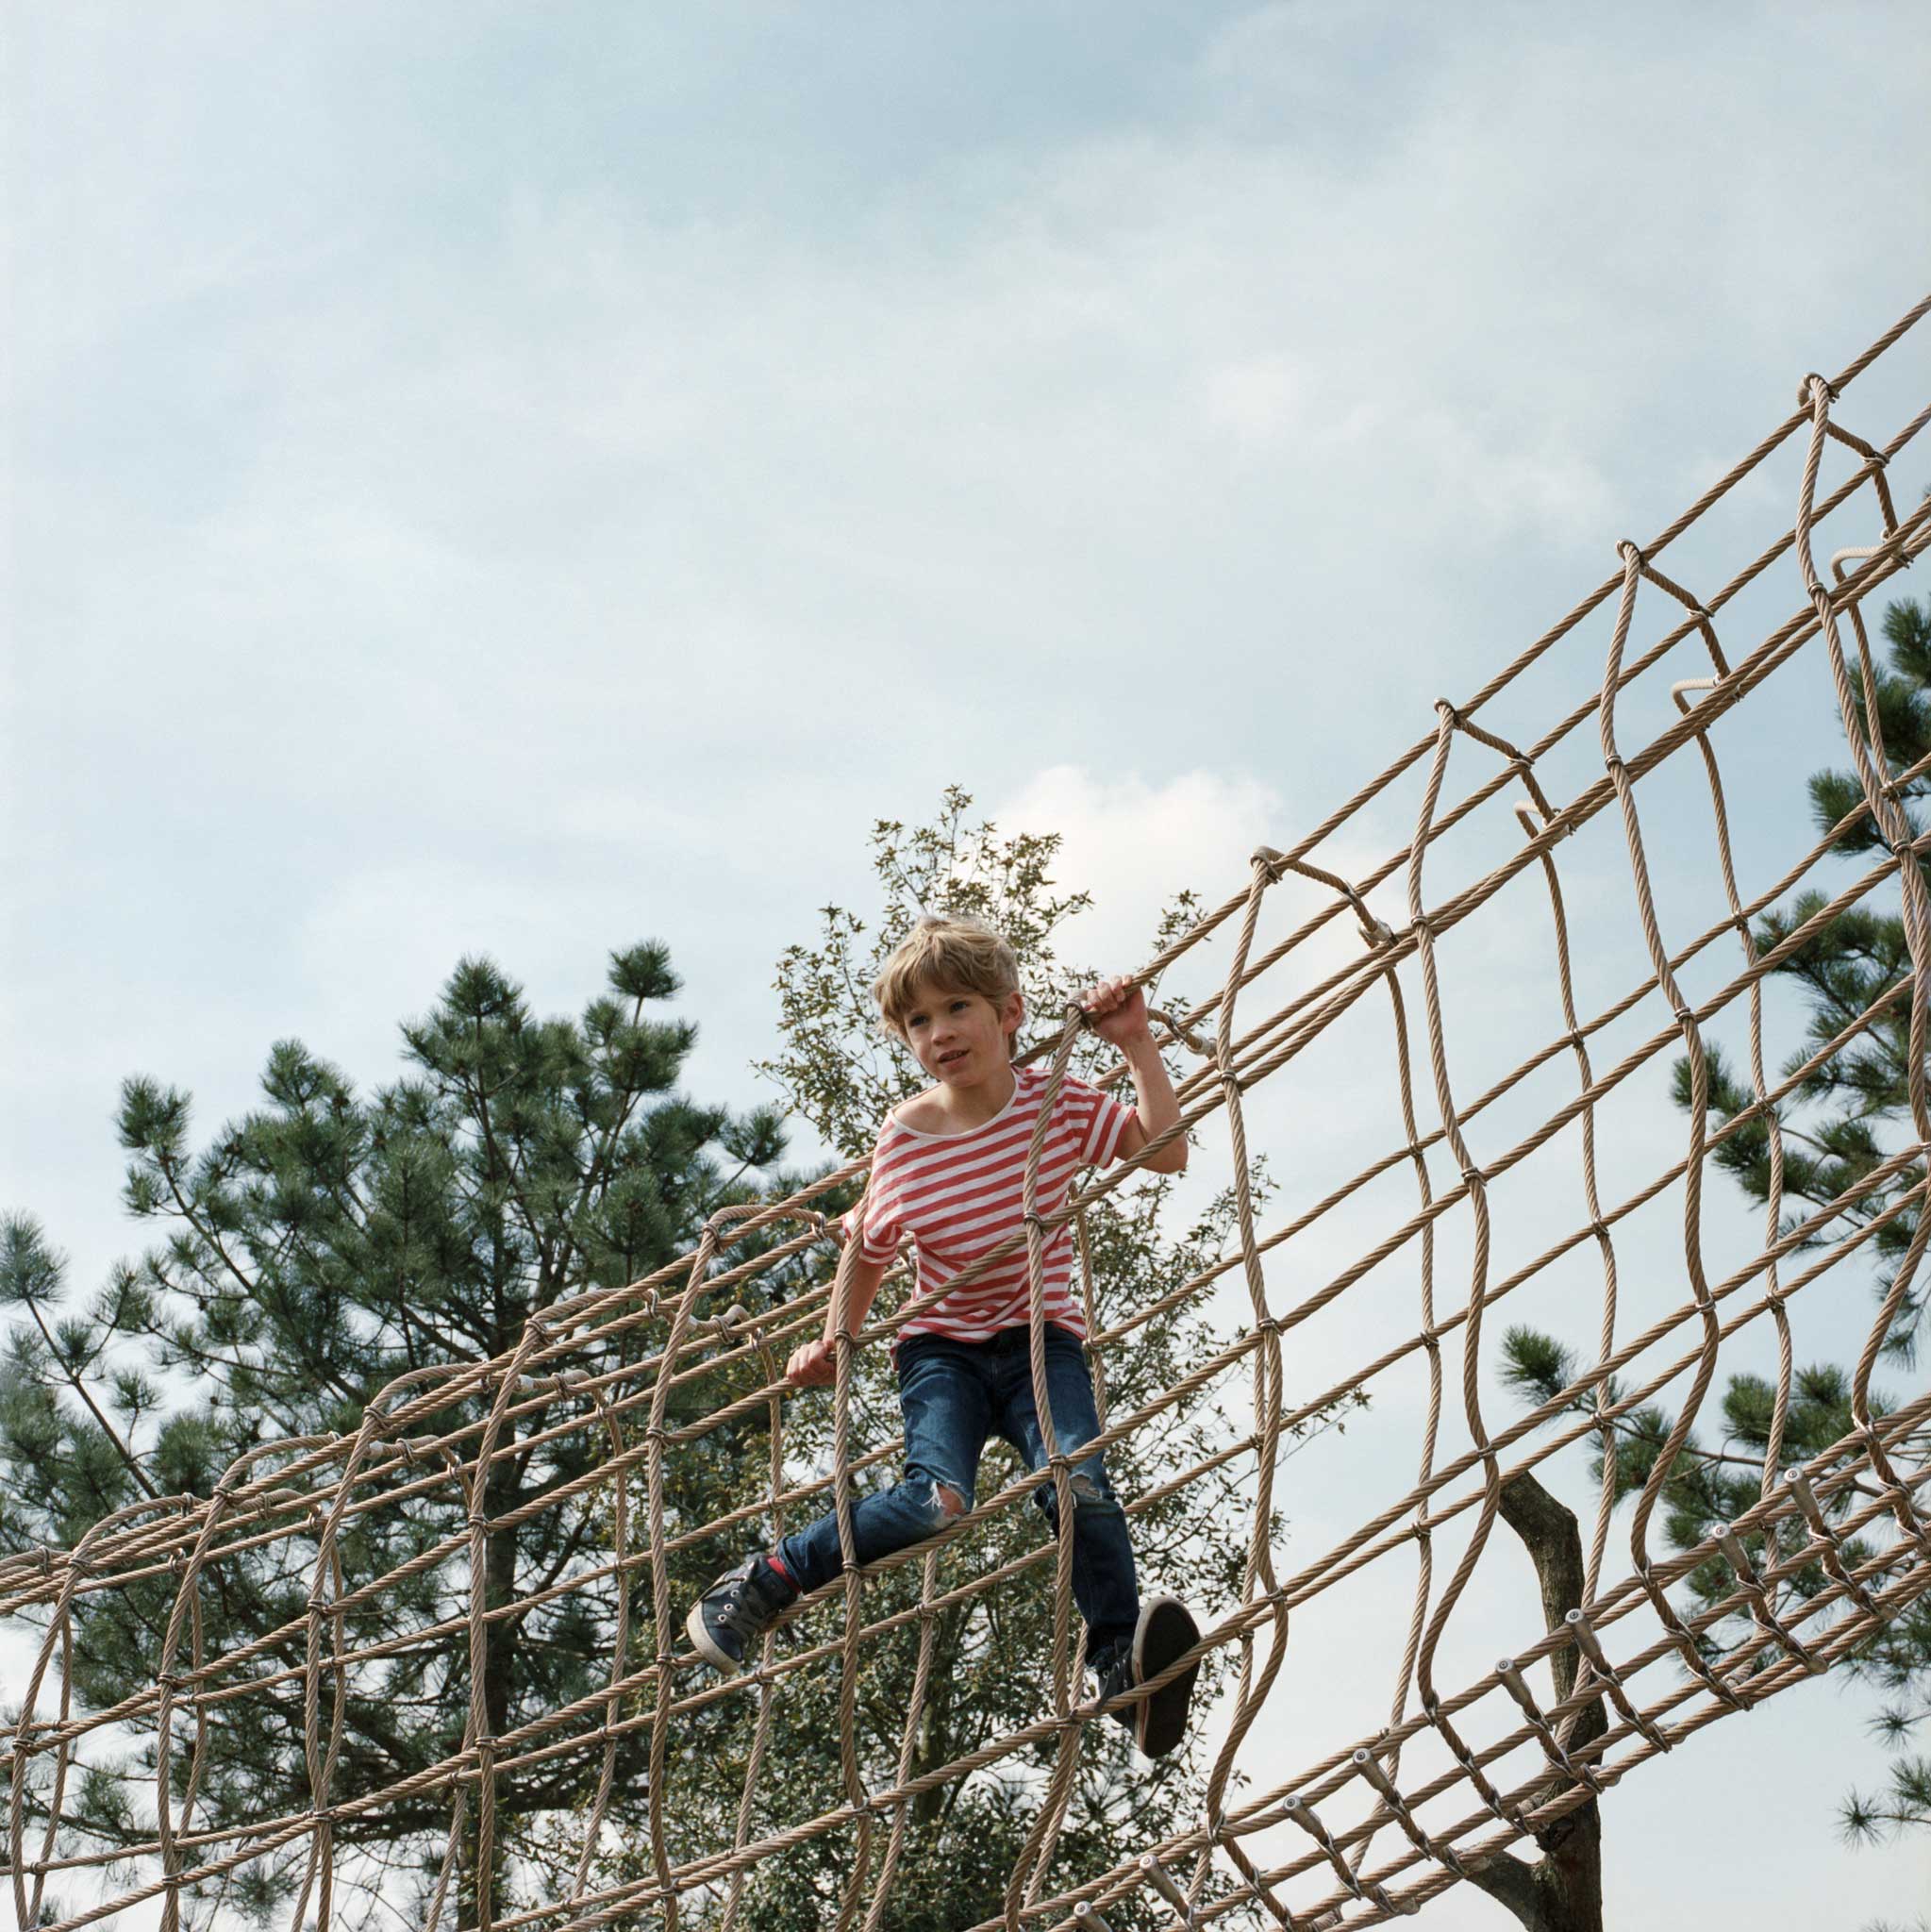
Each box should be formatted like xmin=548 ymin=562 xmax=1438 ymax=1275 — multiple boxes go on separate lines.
xmin=1097 ymin=1596 xmax=1201 ymax=1758
xmin=684 ymin=1556 xmax=798 ymax=1673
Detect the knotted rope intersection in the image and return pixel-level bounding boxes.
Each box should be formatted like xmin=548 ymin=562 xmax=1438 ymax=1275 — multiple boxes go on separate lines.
xmin=5 ymin=293 xmax=1931 ymax=1931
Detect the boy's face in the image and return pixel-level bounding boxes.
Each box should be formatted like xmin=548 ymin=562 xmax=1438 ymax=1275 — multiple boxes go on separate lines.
xmin=901 ymin=977 xmax=1023 ymax=1091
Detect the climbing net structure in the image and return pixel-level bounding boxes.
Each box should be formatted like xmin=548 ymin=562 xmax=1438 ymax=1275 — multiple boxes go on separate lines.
xmin=6 ymin=296 xmax=1931 ymax=1932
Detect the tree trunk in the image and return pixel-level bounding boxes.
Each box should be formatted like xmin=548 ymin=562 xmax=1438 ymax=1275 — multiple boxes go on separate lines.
xmin=1462 ymin=1472 xmax=1606 ymax=1932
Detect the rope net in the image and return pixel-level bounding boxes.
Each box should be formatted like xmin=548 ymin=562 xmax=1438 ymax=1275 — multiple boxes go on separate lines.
xmin=5 ymin=295 xmax=1931 ymax=1932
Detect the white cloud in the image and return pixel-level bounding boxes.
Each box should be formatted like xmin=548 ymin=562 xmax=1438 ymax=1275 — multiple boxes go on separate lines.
xmin=994 ymin=764 xmax=1295 ymax=972
xmin=1200 ymin=353 xmax=1305 ymax=441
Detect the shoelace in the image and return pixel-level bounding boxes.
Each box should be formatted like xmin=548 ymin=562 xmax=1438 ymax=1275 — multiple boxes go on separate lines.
xmin=714 ymin=1570 xmax=783 ymax=1643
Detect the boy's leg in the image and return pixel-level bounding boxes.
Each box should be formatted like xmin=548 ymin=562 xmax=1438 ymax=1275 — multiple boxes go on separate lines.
xmin=992 ymin=1326 xmax=1140 ymax=1669
xmin=996 ymin=1326 xmax=1199 ymax=1757
xmin=774 ymin=1337 xmax=990 ymax=1593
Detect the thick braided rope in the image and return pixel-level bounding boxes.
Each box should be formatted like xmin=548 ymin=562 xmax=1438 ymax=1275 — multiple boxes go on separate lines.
xmin=4 ymin=293 xmax=1930 ymax=1932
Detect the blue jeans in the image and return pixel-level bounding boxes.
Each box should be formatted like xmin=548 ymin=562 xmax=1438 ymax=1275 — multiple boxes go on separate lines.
xmin=776 ymin=1324 xmax=1140 ymax=1666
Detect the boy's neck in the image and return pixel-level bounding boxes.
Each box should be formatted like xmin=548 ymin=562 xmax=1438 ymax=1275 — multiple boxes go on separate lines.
xmin=930 ymin=1058 xmax=1018 ymax=1132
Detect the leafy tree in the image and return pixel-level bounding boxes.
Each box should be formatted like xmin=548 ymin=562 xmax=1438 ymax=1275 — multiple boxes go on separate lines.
xmin=1504 ymin=593 xmax=1931 ymax=1889
xmin=583 ymin=785 xmax=1358 ymax=1932
xmin=0 ymin=946 xmax=790 ymax=1925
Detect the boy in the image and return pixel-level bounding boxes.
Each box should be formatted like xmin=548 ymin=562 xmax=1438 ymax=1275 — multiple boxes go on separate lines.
xmin=684 ymin=915 xmax=1202 ymax=1759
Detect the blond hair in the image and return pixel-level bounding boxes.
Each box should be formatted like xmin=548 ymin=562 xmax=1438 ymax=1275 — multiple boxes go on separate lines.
xmin=873 ymin=915 xmax=1022 ymax=1043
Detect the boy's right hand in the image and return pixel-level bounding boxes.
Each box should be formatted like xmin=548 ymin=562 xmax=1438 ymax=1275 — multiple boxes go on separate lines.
xmin=784 ymin=1338 xmax=838 ymax=1390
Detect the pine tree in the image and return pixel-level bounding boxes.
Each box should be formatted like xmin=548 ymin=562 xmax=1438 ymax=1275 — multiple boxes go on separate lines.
xmin=1504 ymin=592 xmax=1931 ymax=1882
xmin=0 ymin=946 xmax=789 ymax=1924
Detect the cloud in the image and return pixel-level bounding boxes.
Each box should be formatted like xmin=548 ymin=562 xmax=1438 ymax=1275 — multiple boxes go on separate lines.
xmin=993 ymin=764 xmax=1295 ymax=970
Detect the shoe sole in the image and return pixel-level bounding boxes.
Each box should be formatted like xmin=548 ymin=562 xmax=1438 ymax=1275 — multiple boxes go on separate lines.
xmin=1132 ymin=1595 xmax=1200 ymax=1759
xmin=685 ymin=1601 xmax=745 ymax=1674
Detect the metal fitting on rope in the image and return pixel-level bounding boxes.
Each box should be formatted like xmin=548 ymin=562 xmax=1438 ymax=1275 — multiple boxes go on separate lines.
xmin=1435 ymin=699 xmax=1462 ymax=727
xmin=1561 ymin=1607 xmax=1612 ymax=1675
xmin=1351 ymin=1748 xmax=1470 ymax=1878
xmin=1781 ymin=1468 xmax=1884 ymax=1618
xmin=1564 ymin=1607 xmax=1674 ymax=1746
xmin=1496 ymin=1657 xmax=1603 ymax=1791
xmin=1459 ymin=1164 xmax=1484 ymax=1189
xmin=1284 ymin=1791 xmax=1418 ymax=1915
xmin=1280 ymin=1793 xmax=1363 ymax=1899
xmin=1072 ymin=1905 xmax=1116 ymax=1932
xmin=1138 ymin=1853 xmax=1199 ymax=1924
xmin=1711 ymin=1521 xmax=1756 ymax=1583
xmin=1798 ymin=372 xmax=1839 ymax=406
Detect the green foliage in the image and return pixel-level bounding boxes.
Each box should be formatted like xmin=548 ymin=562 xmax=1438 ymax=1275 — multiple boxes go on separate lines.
xmin=1510 ymin=592 xmax=1931 ymax=1864
xmin=1 ymin=947 xmax=790 ymax=1922
xmin=1682 ymin=596 xmax=1931 ymax=1369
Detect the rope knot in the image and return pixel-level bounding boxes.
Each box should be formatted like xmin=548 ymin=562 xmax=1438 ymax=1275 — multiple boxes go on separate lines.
xmin=1617 ymin=539 xmax=1645 ymax=569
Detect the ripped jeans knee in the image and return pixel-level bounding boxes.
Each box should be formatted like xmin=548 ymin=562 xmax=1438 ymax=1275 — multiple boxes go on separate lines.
xmin=903 ymin=1474 xmax=971 ymax=1535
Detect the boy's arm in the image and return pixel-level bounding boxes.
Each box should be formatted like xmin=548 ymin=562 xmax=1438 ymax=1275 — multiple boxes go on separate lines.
xmin=1082 ymin=975 xmax=1189 ymax=1174
xmin=786 ymin=1248 xmax=891 ymax=1388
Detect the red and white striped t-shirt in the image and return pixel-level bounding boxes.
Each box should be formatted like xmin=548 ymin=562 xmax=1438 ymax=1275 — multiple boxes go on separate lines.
xmin=851 ymin=1065 xmax=1133 ymax=1345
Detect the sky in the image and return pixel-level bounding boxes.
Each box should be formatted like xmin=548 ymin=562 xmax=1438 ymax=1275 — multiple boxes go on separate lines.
xmin=5 ymin=2 xmax=1931 ymax=1926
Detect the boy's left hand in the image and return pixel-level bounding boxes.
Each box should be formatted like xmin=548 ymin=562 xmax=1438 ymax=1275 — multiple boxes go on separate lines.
xmin=1080 ymin=974 xmax=1150 ymax=1045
